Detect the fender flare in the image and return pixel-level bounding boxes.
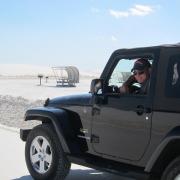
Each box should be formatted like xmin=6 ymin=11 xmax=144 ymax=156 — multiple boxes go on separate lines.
xmin=24 ymin=107 xmax=70 ymax=154
xmin=145 ymin=134 xmax=180 ymax=172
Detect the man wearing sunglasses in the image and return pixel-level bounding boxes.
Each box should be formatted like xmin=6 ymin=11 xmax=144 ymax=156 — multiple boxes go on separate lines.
xmin=120 ymin=58 xmax=151 ymax=94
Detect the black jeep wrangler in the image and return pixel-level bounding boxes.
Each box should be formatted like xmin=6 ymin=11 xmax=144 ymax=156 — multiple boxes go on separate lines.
xmin=20 ymin=44 xmax=180 ymax=180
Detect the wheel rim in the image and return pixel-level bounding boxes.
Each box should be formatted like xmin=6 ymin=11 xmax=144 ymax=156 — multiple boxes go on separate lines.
xmin=30 ymin=136 xmax=52 ymax=174
xmin=175 ymin=175 xmax=180 ymax=180
xmin=174 ymin=174 xmax=180 ymax=180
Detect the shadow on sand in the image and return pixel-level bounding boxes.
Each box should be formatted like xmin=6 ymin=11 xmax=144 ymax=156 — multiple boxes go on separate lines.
xmin=36 ymin=84 xmax=76 ymax=88
xmin=13 ymin=169 xmax=132 ymax=180
xmin=47 ymin=85 xmax=76 ymax=88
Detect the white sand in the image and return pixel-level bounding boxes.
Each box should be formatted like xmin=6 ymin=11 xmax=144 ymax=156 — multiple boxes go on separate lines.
xmin=0 ymin=126 xmax=131 ymax=180
xmin=0 ymin=78 xmax=92 ymax=100
xmin=0 ymin=77 xmax=93 ymax=129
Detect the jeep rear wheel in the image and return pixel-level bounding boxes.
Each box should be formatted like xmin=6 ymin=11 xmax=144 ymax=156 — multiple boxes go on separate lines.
xmin=25 ymin=124 xmax=71 ymax=180
xmin=161 ymin=157 xmax=180 ymax=180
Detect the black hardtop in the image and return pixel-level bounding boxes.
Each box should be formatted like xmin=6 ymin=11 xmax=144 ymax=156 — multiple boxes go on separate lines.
xmin=113 ymin=43 xmax=180 ymax=54
xmin=100 ymin=43 xmax=180 ymax=80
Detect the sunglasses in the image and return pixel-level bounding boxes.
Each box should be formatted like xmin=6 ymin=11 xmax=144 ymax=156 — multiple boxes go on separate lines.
xmin=133 ymin=71 xmax=145 ymax=76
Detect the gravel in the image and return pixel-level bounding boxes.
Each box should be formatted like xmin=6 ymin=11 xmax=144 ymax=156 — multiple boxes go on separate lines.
xmin=0 ymin=95 xmax=43 ymax=129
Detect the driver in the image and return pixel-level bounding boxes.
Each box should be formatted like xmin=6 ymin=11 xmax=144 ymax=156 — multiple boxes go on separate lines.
xmin=120 ymin=58 xmax=151 ymax=94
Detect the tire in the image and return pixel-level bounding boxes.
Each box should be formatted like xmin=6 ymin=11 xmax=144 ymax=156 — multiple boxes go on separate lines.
xmin=148 ymin=174 xmax=159 ymax=180
xmin=161 ymin=156 xmax=180 ymax=180
xmin=25 ymin=124 xmax=71 ymax=180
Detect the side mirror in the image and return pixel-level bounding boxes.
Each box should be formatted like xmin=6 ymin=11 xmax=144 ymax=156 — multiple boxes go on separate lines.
xmin=90 ymin=79 xmax=103 ymax=95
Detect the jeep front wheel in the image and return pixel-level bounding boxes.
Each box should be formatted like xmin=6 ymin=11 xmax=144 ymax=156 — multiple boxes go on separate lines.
xmin=25 ymin=124 xmax=71 ymax=180
xmin=161 ymin=157 xmax=180 ymax=180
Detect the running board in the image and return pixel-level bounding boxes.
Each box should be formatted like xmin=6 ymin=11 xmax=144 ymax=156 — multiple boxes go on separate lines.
xmin=67 ymin=154 xmax=150 ymax=180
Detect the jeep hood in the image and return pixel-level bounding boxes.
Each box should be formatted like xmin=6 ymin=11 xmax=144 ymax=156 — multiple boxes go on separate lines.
xmin=48 ymin=93 xmax=92 ymax=107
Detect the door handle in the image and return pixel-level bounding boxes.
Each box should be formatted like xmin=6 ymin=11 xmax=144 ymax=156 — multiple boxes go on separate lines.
xmin=135 ymin=105 xmax=144 ymax=115
xmin=135 ymin=105 xmax=152 ymax=115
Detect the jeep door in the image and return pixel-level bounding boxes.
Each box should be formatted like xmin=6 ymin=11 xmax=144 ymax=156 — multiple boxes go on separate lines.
xmin=92 ymin=50 xmax=158 ymax=161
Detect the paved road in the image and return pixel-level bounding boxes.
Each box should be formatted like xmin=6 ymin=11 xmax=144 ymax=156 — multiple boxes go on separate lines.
xmin=0 ymin=126 xmax=133 ymax=180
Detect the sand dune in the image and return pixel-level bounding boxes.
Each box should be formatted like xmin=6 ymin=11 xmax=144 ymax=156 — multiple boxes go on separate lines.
xmin=0 ymin=64 xmax=101 ymax=78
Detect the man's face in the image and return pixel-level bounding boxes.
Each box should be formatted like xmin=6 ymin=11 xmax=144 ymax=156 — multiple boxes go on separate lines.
xmin=133 ymin=69 xmax=148 ymax=84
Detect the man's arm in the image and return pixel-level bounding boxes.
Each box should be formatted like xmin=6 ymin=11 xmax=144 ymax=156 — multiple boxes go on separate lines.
xmin=119 ymin=75 xmax=136 ymax=93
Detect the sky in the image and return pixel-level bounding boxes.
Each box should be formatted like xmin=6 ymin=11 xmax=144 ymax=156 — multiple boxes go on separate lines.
xmin=0 ymin=0 xmax=180 ymax=74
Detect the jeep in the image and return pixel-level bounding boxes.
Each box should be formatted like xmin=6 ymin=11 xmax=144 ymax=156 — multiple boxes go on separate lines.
xmin=20 ymin=43 xmax=180 ymax=180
